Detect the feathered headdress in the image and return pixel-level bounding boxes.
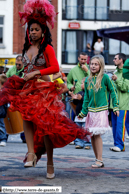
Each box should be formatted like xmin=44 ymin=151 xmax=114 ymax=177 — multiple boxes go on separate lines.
xmin=19 ymin=0 xmax=56 ymax=29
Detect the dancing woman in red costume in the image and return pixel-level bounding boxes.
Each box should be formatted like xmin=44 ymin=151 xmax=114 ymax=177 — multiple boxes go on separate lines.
xmin=0 ymin=0 xmax=90 ymax=179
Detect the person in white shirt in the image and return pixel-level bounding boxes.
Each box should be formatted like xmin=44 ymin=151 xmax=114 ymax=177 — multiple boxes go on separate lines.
xmin=94 ymin=38 xmax=104 ymax=55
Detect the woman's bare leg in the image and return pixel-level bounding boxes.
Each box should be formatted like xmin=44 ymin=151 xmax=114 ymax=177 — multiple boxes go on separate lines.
xmin=23 ymin=120 xmax=35 ymax=162
xmin=44 ymin=135 xmax=54 ymax=174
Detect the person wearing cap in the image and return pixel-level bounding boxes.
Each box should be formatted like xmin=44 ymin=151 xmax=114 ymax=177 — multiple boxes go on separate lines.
xmin=110 ymin=53 xmax=129 ymax=152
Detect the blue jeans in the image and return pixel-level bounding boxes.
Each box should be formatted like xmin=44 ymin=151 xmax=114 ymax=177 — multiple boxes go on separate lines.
xmin=74 ymin=122 xmax=91 ymax=147
xmin=65 ymin=96 xmax=71 ymax=118
xmin=0 ymin=118 xmax=7 ymax=142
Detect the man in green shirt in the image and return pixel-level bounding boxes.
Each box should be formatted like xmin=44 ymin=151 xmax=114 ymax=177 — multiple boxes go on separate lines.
xmin=67 ymin=52 xmax=90 ymax=94
xmin=6 ymin=55 xmax=24 ymax=78
xmin=110 ymin=53 xmax=129 ymax=152
xmin=6 ymin=55 xmax=25 ymax=143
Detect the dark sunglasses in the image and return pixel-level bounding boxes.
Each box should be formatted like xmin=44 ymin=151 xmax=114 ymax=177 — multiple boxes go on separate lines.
xmin=16 ymin=63 xmax=21 ymax=67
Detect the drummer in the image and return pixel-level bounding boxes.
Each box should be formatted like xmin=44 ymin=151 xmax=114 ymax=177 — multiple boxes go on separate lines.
xmin=0 ymin=74 xmax=8 ymax=147
xmin=6 ymin=55 xmax=26 ymax=143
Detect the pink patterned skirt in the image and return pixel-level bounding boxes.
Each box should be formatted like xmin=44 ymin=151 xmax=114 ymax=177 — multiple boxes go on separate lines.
xmin=85 ymin=110 xmax=111 ymax=136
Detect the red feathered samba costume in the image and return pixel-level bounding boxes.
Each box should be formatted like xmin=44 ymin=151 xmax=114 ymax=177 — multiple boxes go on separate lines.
xmin=0 ymin=0 xmax=91 ymax=161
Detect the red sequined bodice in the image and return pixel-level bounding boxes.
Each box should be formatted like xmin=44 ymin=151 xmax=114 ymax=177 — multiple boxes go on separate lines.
xmin=23 ymin=53 xmax=47 ymax=76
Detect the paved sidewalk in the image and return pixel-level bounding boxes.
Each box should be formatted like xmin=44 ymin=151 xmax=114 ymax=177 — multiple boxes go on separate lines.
xmin=0 ymin=132 xmax=129 ymax=194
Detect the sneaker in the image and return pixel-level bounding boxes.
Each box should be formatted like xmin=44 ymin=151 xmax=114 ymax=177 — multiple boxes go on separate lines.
xmin=75 ymin=145 xmax=83 ymax=149
xmin=110 ymin=146 xmax=121 ymax=152
xmin=0 ymin=142 xmax=6 ymax=147
xmin=69 ymin=141 xmax=74 ymax=145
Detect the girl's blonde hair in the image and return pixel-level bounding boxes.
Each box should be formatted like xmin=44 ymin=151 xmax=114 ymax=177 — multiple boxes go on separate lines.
xmin=88 ymin=55 xmax=105 ymax=92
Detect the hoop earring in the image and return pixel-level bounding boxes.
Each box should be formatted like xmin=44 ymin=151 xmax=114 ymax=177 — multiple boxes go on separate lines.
xmin=41 ymin=32 xmax=45 ymax=45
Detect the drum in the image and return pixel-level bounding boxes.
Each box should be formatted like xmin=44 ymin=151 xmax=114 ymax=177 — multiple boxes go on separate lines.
xmin=4 ymin=109 xmax=24 ymax=135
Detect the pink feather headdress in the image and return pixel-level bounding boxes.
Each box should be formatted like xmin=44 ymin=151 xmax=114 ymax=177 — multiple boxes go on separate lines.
xmin=19 ymin=0 xmax=56 ymax=29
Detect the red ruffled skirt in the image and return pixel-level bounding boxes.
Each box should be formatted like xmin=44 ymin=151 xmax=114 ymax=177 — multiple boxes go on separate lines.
xmin=0 ymin=75 xmax=91 ymax=160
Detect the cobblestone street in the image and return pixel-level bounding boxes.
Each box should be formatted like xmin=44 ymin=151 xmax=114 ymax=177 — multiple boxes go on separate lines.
xmin=1 ymin=131 xmax=129 ymax=194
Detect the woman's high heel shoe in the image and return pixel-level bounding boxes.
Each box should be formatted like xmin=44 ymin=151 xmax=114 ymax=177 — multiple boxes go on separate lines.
xmin=46 ymin=165 xmax=55 ymax=179
xmin=24 ymin=153 xmax=37 ymax=168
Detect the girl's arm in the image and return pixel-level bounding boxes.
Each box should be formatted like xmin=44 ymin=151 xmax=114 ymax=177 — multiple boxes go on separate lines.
xmin=78 ymin=79 xmax=89 ymax=118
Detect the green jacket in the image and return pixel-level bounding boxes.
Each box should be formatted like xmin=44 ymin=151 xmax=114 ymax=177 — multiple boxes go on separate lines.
xmin=110 ymin=67 xmax=129 ymax=110
xmin=67 ymin=63 xmax=90 ymax=94
xmin=6 ymin=65 xmax=24 ymax=78
xmin=80 ymin=74 xmax=119 ymax=117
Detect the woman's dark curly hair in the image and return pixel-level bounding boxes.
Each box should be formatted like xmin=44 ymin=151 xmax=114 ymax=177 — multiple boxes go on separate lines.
xmin=22 ymin=19 xmax=53 ymax=62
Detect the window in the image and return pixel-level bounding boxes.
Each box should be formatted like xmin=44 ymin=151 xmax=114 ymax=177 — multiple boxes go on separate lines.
xmin=110 ymin=0 xmax=120 ymax=10
xmin=66 ymin=0 xmax=77 ymax=19
xmin=83 ymin=0 xmax=108 ymax=20
xmin=84 ymin=0 xmax=95 ymax=19
xmin=0 ymin=16 xmax=4 ymax=44
xmin=96 ymin=0 xmax=107 ymax=20
xmin=109 ymin=39 xmax=120 ymax=54
xmin=62 ymin=30 xmax=109 ymax=64
xmin=109 ymin=39 xmax=129 ymax=55
xmin=63 ymin=0 xmax=108 ymax=20
xmin=62 ymin=31 xmax=77 ymax=64
xmin=110 ymin=0 xmax=129 ymax=11
xmin=121 ymin=42 xmax=129 ymax=55
xmin=83 ymin=31 xmax=94 ymax=51
xmin=122 ymin=0 xmax=129 ymax=11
